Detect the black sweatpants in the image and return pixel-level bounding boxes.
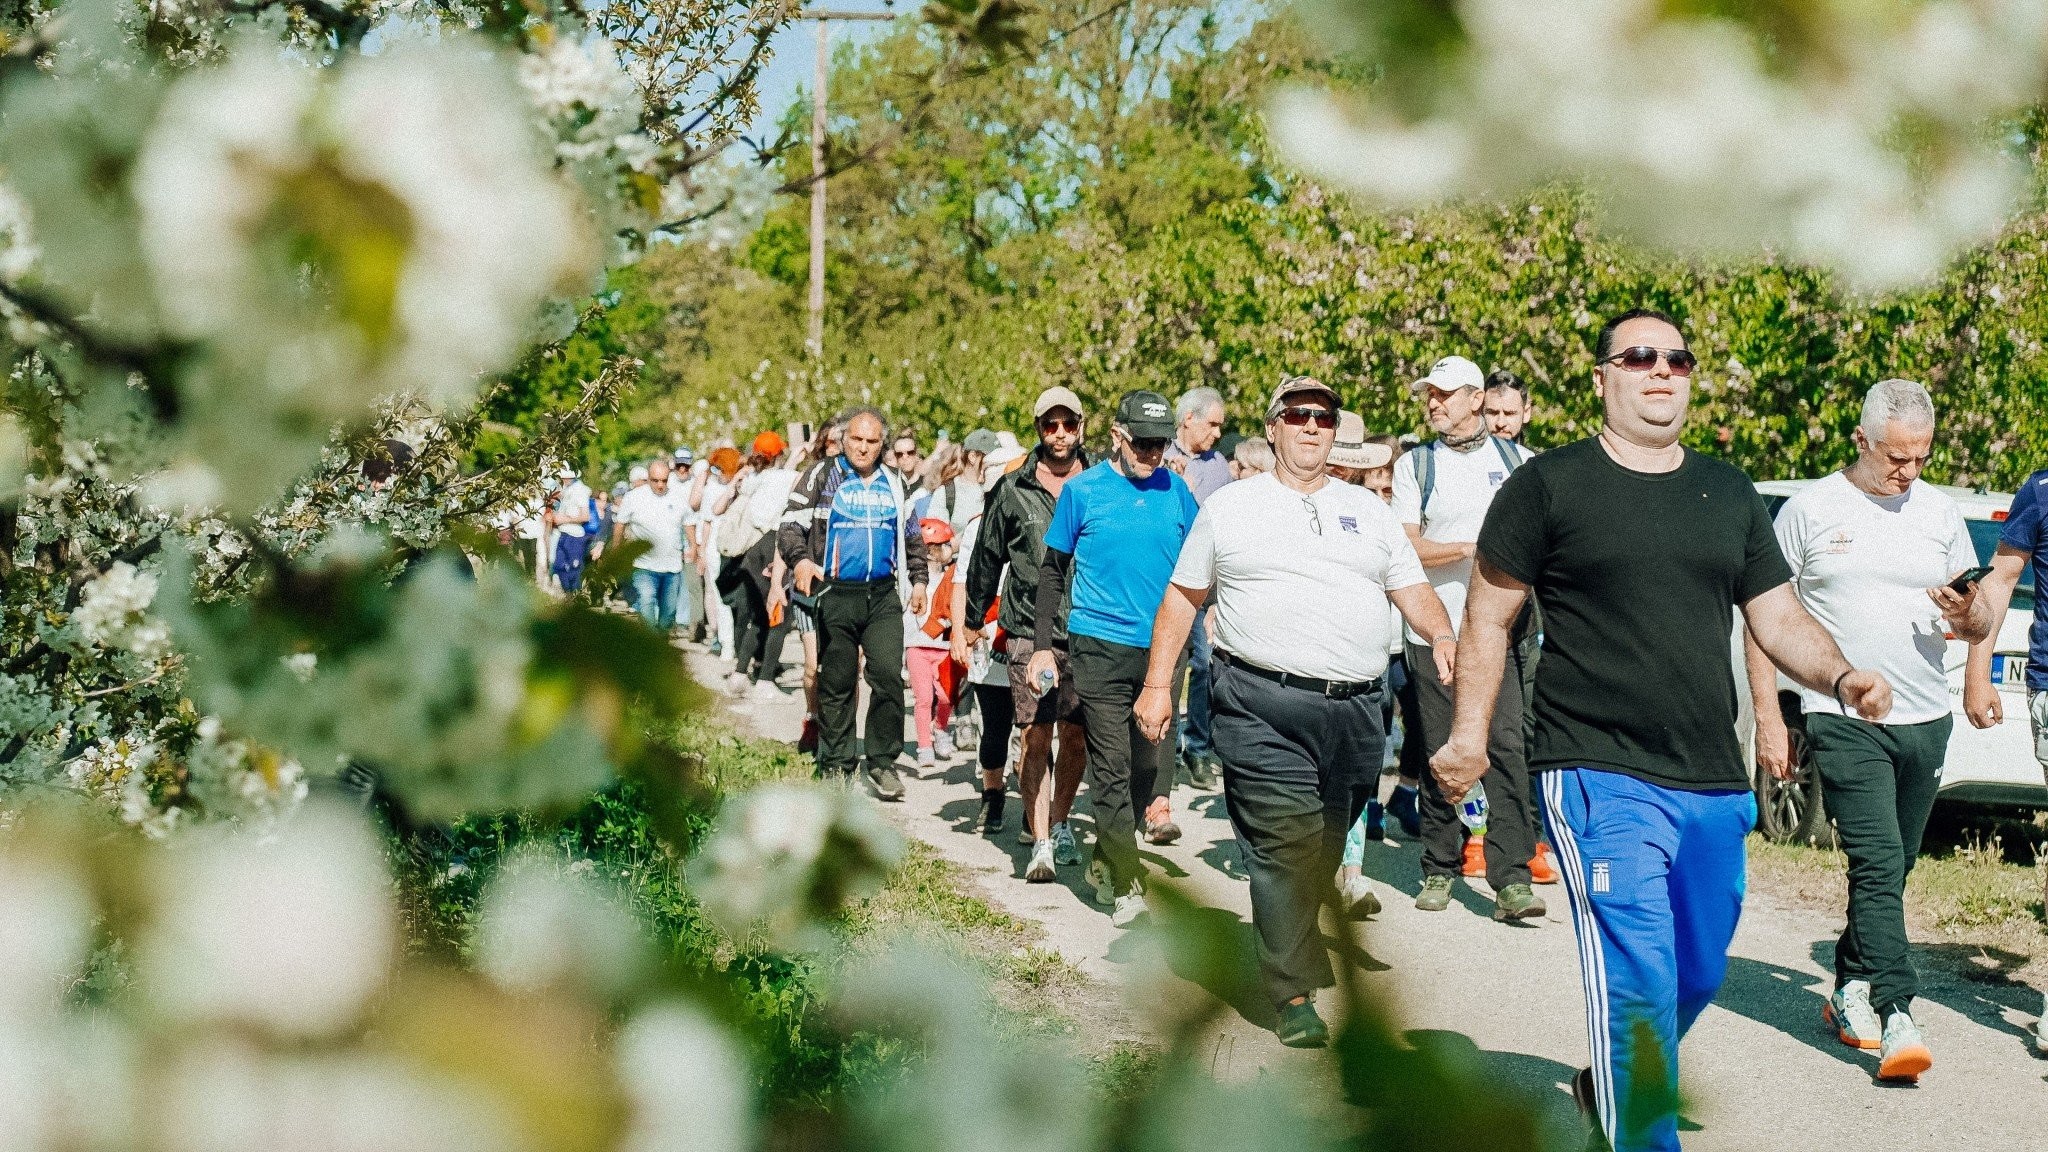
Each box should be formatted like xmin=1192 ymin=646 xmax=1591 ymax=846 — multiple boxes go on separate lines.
xmin=1408 ymin=639 xmax=1537 ymax=888
xmin=974 ymin=680 xmax=1015 ymax=775
xmin=1211 ymin=655 xmax=1385 ymax=1008
xmin=1808 ymin=712 xmax=1951 ymax=1018
xmin=1071 ymin=634 xmax=1174 ymax=895
xmin=815 ymin=578 xmax=907 ymax=777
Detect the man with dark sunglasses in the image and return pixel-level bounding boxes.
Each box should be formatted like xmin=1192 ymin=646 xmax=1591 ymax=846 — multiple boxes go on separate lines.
xmin=1135 ymin=375 xmax=1454 ymax=1047
xmin=1027 ymin=390 xmax=1200 ymax=928
xmin=1432 ymin=307 xmax=1893 ymax=1152
xmin=1394 ymin=354 xmax=1549 ymax=918
xmin=961 ymin=387 xmax=1092 ymax=877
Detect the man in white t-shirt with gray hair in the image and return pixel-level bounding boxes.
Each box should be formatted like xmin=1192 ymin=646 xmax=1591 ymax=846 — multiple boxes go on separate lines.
xmin=1393 ymin=353 xmax=1550 ymax=920
xmin=1744 ymin=377 xmax=1991 ymax=1082
xmin=1135 ymin=374 xmax=1456 ymax=1050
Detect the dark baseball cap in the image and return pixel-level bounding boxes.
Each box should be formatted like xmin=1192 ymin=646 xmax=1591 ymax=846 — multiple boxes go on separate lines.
xmin=1115 ymin=390 xmax=1176 ymax=439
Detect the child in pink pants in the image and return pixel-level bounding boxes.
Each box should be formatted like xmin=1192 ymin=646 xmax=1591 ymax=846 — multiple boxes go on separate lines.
xmin=906 ymin=517 xmax=957 ymax=767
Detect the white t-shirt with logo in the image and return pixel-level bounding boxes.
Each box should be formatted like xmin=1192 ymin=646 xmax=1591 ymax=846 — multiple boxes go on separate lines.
xmin=552 ymin=481 xmax=593 ymax=537
xmin=614 ymin=484 xmax=690 ymax=572
xmin=1390 ymin=439 xmax=1521 ymax=643
xmin=1171 ymin=472 xmax=1426 ymax=683
xmin=1774 ymin=472 xmax=1976 ymax=725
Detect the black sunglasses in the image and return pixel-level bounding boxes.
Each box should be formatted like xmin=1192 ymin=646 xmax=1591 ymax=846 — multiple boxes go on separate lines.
xmin=1602 ymin=346 xmax=1698 ymax=376
xmin=1038 ymin=416 xmax=1080 ymax=433
xmin=1276 ymin=406 xmax=1339 ymax=429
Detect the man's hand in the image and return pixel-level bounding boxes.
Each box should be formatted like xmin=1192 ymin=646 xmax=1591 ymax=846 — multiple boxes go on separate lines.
xmin=1754 ymin=715 xmax=1794 ymax=780
xmin=1836 ymin=669 xmax=1893 ymax=722
xmin=1135 ymin=683 xmax=1173 ymax=743
xmin=1164 ymin=456 xmax=1187 ymax=476
xmin=1430 ymin=735 xmax=1488 ymax=804
xmin=1431 ymin=636 xmax=1457 ymax=687
xmin=908 ymin=584 xmax=927 ymax=617
xmin=1025 ymin=648 xmax=1058 ymax=693
xmin=1964 ymin=676 xmax=2004 ymax=729
xmin=950 ymin=625 xmax=978 ymax=667
xmin=1927 ymin=572 xmax=1978 ymax=626
xmin=793 ymin=559 xmax=825 ymax=595
xmin=766 ymin=582 xmax=787 ymax=612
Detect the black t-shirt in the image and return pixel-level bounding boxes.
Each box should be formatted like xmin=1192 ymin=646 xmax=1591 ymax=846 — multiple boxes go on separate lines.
xmin=1477 ymin=437 xmax=1792 ymax=791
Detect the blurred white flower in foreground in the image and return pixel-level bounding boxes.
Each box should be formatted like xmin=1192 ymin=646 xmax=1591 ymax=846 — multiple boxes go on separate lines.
xmin=160 ymin=1043 xmax=511 ymax=1152
xmin=141 ymin=802 xmax=395 ymax=1037
xmin=1271 ymin=0 xmax=2047 ymax=287
xmin=476 ymin=848 xmax=647 ymax=997
xmin=129 ymin=34 xmax=595 ymax=508
xmin=687 ymin=783 xmax=905 ymax=952
xmin=615 ymin=1002 xmax=753 ymax=1152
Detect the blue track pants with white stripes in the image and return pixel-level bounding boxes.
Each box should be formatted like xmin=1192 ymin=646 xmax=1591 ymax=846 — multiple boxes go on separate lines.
xmin=1540 ymin=766 xmax=1756 ymax=1152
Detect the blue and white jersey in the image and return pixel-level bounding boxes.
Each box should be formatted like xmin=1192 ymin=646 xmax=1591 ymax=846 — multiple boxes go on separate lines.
xmin=824 ymin=458 xmax=902 ymax=582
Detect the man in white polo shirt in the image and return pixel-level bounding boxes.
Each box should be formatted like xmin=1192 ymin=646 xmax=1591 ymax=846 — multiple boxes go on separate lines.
xmin=1135 ymin=375 xmax=1456 ymax=1049
xmin=1745 ymin=378 xmax=1989 ymax=1082
xmin=1394 ymin=353 xmax=1549 ymax=920
xmin=612 ymin=456 xmax=692 ymax=635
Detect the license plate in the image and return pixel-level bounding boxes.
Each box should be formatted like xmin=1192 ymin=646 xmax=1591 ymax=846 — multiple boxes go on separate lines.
xmin=1992 ymin=653 xmax=2027 ymax=688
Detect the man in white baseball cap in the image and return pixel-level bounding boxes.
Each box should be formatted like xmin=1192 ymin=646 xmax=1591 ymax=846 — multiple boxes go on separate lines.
xmin=1395 ymin=352 xmax=1551 ymax=918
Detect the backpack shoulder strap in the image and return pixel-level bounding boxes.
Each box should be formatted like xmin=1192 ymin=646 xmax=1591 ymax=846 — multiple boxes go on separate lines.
xmin=1492 ymin=436 xmax=1527 ymax=473
xmin=1414 ymin=441 xmax=1437 ymax=518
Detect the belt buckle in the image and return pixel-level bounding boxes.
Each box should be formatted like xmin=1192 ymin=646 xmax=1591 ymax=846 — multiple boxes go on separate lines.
xmin=1323 ymin=680 xmax=1344 ymax=699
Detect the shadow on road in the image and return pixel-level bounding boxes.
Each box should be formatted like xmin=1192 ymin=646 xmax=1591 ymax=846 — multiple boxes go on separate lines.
xmin=1399 ymin=1029 xmax=1594 ymax=1147
xmin=1716 ymin=956 xmax=1871 ymax=1070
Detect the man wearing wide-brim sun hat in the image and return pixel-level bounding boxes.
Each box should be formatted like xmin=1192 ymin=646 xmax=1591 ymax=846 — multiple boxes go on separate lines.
xmin=1327 ymin=411 xmax=1394 ymax=479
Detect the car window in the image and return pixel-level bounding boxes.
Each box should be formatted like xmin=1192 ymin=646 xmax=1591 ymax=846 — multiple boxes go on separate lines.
xmin=1968 ymin=518 xmax=2036 ymax=614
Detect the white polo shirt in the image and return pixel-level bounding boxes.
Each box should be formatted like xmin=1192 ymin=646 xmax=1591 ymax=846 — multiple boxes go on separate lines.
xmin=614 ymin=483 xmax=690 ymax=572
xmin=1170 ymin=472 xmax=1426 ymax=682
xmin=1391 ymin=438 xmax=1524 ymax=643
xmin=1774 ymin=472 xmax=1976 ymax=725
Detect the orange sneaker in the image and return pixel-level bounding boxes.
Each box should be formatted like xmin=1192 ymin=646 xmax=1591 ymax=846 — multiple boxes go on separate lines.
xmin=1461 ymin=835 xmax=1486 ymax=877
xmin=1530 ymin=843 xmax=1559 ymax=885
xmin=1143 ymin=796 xmax=1181 ymax=844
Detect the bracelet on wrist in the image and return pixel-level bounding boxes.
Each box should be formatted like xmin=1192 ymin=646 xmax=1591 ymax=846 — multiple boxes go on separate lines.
xmin=1832 ymin=670 xmax=1854 ymax=708
xmin=1431 ymin=634 xmax=1456 ymax=645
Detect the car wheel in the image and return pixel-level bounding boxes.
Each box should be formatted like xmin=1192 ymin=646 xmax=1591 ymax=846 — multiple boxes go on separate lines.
xmin=1754 ymin=717 xmax=1838 ymax=849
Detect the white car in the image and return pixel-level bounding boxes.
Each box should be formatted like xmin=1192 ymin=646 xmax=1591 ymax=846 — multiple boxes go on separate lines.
xmin=1739 ymin=479 xmax=2040 ymax=845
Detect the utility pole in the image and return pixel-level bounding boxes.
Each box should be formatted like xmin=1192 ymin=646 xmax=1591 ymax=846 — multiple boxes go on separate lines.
xmin=801 ymin=7 xmax=893 ymax=359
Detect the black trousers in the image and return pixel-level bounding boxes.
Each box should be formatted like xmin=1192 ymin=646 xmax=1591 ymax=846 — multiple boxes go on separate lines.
xmin=973 ymin=681 xmax=1015 ymax=775
xmin=815 ymin=579 xmax=906 ymax=776
xmin=1211 ymin=656 xmax=1385 ymax=1008
xmin=1071 ymin=634 xmax=1175 ymax=894
xmin=1408 ymin=640 xmax=1537 ymax=888
xmin=1808 ymin=712 xmax=1951 ymax=1018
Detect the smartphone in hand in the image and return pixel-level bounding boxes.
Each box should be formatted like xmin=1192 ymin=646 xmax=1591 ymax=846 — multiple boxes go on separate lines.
xmin=1947 ymin=565 xmax=1993 ymax=594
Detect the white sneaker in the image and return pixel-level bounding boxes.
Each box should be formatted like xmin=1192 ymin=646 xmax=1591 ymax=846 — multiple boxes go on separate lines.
xmin=723 ymin=672 xmax=749 ymax=694
xmin=1825 ymin=979 xmax=1882 ymax=1050
xmin=1877 ymin=1010 xmax=1933 ymax=1082
xmin=1087 ymin=859 xmax=1115 ymax=907
xmin=2036 ymin=1012 xmax=2048 ymax=1056
xmin=917 ymin=747 xmax=936 ymax=769
xmin=933 ymin=730 xmax=956 ymax=760
xmin=1339 ymin=874 xmax=1382 ymax=920
xmin=1110 ymin=891 xmax=1148 ymax=929
xmin=750 ymin=679 xmax=783 ymax=703
xmin=1025 ymin=839 xmax=1056 ymax=883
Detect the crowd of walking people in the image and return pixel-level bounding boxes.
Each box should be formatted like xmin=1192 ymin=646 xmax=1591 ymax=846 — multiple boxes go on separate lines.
xmin=518 ymin=306 xmax=2048 ymax=1152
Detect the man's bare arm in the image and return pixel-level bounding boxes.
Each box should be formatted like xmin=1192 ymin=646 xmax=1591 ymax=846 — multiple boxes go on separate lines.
xmin=1427 ymin=557 xmax=1528 ymax=801
xmin=1134 ymin=584 xmax=1206 ymax=743
xmin=1403 ymin=523 xmax=1476 ymax=571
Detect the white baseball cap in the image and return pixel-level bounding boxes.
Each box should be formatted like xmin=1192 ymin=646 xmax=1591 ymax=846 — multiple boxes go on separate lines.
xmin=1410 ymin=355 xmax=1484 ymax=395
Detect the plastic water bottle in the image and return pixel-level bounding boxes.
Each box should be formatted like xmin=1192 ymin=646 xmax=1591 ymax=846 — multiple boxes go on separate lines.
xmin=1457 ymin=782 xmax=1489 ymax=833
xmin=1033 ymin=665 xmax=1058 ymax=698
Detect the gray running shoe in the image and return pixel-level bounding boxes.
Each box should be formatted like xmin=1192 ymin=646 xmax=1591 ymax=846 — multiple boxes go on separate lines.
xmin=1185 ymin=752 xmax=1220 ymax=791
xmin=1416 ymin=874 xmax=1455 ymax=912
xmin=867 ymin=763 xmax=905 ymax=801
xmin=1492 ymin=883 xmax=1547 ymax=922
xmin=1825 ymin=980 xmax=1881 ymax=1050
xmin=1275 ymin=998 xmax=1328 ymax=1048
xmin=1877 ymin=1011 xmax=1932 ymax=1082
xmin=1025 ymin=838 xmax=1057 ymax=883
xmin=1051 ymin=821 xmax=1083 ymax=865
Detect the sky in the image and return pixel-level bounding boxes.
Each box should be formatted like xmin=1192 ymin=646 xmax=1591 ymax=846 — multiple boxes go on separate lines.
xmin=742 ymin=3 xmax=903 ymax=145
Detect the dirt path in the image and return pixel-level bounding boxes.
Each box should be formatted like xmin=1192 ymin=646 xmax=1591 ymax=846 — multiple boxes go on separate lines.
xmin=693 ymin=644 xmax=2045 ymax=1150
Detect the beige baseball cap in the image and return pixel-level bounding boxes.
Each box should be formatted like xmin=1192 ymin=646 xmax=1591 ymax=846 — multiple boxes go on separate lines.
xmin=1033 ymin=386 xmax=1085 ymax=419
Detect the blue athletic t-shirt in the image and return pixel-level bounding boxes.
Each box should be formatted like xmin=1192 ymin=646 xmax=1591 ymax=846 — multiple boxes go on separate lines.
xmin=823 ymin=460 xmax=900 ymax=582
xmin=1999 ymin=469 xmax=2048 ymax=691
xmin=1043 ymin=461 xmax=1200 ymax=648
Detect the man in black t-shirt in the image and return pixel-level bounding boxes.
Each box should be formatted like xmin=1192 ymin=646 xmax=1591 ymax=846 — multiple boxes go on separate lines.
xmin=1431 ymin=308 xmax=1894 ymax=1152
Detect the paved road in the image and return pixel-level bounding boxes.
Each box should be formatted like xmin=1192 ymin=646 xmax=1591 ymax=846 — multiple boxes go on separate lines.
xmin=693 ymin=644 xmax=2045 ymax=1150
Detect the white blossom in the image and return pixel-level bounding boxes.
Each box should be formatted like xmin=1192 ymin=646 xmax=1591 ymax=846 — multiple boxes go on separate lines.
xmin=687 ymin=783 xmax=905 ymax=952
xmin=616 ymin=1003 xmax=753 ymax=1152
xmin=474 ymin=849 xmax=646 ymax=996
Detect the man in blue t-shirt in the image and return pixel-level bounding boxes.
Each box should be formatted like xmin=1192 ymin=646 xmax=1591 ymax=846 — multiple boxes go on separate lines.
xmin=1027 ymin=390 xmax=1200 ymax=927
xmin=1971 ymin=467 xmax=2048 ymax=1053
